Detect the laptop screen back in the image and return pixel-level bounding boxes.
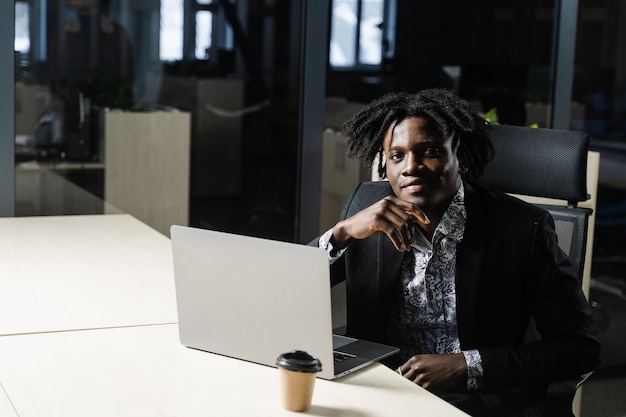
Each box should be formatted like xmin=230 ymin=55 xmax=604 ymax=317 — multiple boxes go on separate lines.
xmin=171 ymin=225 xmax=336 ymax=379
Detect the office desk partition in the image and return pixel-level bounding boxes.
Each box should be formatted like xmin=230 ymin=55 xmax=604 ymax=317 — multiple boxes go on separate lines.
xmin=0 ymin=324 xmax=468 ymax=417
xmin=0 ymin=214 xmax=178 ymax=335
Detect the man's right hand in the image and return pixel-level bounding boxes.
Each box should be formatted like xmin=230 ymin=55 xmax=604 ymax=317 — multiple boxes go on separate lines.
xmin=330 ymin=196 xmax=430 ymax=252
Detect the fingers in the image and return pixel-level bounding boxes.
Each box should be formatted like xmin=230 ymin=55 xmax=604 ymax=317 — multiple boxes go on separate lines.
xmin=399 ymin=361 xmax=434 ymax=390
xmin=399 ymin=356 xmax=419 ymax=380
xmin=378 ymin=198 xmax=415 ymax=251
xmin=337 ymin=196 xmax=430 ymax=252
xmin=379 ymin=197 xmax=432 ymax=251
xmin=407 ymin=208 xmax=430 ymax=225
xmin=398 ymin=354 xmax=467 ymax=392
xmin=387 ymin=197 xmax=430 ymax=225
xmin=399 ymin=359 xmax=428 ymax=388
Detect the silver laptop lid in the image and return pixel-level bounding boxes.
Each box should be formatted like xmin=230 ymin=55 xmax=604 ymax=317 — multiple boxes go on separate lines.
xmin=171 ymin=225 xmax=336 ymax=379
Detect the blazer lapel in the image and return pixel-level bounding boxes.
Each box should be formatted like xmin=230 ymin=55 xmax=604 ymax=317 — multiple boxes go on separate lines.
xmin=455 ymin=182 xmax=488 ymax=349
xmin=377 ymin=232 xmax=404 ymax=295
xmin=366 ymin=182 xmax=405 ymax=302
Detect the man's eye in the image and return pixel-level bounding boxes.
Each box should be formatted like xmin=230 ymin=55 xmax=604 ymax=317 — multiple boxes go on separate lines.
xmin=424 ymin=148 xmax=442 ymax=157
xmin=390 ymin=153 xmax=403 ymax=161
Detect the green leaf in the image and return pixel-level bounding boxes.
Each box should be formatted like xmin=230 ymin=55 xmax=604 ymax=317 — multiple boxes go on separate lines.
xmin=485 ymin=107 xmax=499 ymax=125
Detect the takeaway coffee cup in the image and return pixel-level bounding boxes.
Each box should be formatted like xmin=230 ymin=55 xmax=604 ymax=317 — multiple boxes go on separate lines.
xmin=276 ymin=350 xmax=323 ymax=412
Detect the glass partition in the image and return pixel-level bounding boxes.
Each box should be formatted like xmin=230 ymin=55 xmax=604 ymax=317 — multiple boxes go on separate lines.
xmin=13 ymin=0 xmax=319 ymax=242
xmin=326 ymin=0 xmax=557 ymax=126
xmin=573 ymin=0 xmax=626 ymax=382
xmin=322 ymin=0 xmax=558 ymax=233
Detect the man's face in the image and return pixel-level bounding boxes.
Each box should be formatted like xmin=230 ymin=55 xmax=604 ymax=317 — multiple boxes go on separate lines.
xmin=383 ymin=117 xmax=464 ymax=215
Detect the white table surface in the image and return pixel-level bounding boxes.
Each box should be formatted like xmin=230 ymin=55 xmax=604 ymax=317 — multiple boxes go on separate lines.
xmin=0 ymin=385 xmax=18 ymax=417
xmin=0 ymin=214 xmax=178 ymax=335
xmin=0 ymin=324 xmax=468 ymax=417
xmin=0 ymin=214 xmax=467 ymax=416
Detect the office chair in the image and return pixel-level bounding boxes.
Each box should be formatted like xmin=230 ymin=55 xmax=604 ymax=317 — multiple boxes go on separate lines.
xmin=475 ymin=124 xmax=595 ymax=417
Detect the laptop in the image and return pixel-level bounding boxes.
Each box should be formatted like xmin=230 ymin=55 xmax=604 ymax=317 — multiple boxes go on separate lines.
xmin=170 ymin=225 xmax=399 ymax=380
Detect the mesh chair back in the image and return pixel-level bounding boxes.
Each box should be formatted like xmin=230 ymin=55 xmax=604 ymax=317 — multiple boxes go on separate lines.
xmin=475 ymin=125 xmax=592 ymax=284
xmin=478 ymin=125 xmax=590 ymax=205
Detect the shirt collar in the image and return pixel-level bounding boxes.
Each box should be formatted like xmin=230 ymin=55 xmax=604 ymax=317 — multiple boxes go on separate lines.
xmin=411 ymin=182 xmax=466 ymax=249
xmin=438 ymin=182 xmax=466 ymax=243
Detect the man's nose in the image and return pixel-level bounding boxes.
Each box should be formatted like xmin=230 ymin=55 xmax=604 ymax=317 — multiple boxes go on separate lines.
xmin=402 ymin=153 xmax=422 ymax=175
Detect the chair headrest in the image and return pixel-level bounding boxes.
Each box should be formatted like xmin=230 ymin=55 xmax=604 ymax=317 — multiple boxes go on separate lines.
xmin=475 ymin=124 xmax=590 ymax=203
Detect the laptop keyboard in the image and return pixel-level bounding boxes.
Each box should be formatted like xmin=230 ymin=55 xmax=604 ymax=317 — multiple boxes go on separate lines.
xmin=333 ymin=351 xmax=356 ymax=365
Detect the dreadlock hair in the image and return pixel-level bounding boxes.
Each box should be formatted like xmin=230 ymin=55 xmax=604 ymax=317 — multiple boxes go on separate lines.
xmin=342 ymin=88 xmax=494 ymax=181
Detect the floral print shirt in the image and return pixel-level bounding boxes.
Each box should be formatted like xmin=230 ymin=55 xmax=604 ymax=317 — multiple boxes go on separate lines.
xmin=320 ymin=182 xmax=483 ymax=389
xmin=386 ymin=182 xmax=483 ymax=389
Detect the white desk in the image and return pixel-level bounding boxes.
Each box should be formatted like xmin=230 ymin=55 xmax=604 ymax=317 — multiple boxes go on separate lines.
xmin=0 ymin=324 xmax=468 ymax=417
xmin=0 ymin=214 xmax=468 ymax=416
xmin=0 ymin=385 xmax=17 ymax=417
xmin=0 ymin=214 xmax=177 ymax=335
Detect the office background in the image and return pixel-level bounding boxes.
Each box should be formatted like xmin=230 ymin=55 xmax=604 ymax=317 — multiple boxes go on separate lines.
xmin=1 ymin=0 xmax=625 ymax=415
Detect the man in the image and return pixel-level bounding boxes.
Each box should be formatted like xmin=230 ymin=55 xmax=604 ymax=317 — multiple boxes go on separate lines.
xmin=313 ymin=89 xmax=600 ymax=416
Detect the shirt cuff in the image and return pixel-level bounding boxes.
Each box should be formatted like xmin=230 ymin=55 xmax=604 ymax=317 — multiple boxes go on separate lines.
xmin=319 ymin=228 xmax=347 ymax=263
xmin=462 ymin=349 xmax=484 ymax=390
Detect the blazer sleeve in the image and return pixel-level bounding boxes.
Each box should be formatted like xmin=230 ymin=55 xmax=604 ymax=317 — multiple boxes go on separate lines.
xmin=307 ymin=183 xmax=365 ymax=287
xmin=478 ymin=210 xmax=601 ymax=389
xmin=308 ymin=181 xmax=398 ymax=284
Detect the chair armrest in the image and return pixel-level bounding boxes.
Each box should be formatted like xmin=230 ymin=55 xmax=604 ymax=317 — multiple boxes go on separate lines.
xmin=542 ymin=372 xmax=593 ymax=417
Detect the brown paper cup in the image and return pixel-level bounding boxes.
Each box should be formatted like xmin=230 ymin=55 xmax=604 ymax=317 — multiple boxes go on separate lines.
xmin=278 ymin=368 xmax=317 ymax=411
xmin=276 ymin=350 xmax=322 ymax=412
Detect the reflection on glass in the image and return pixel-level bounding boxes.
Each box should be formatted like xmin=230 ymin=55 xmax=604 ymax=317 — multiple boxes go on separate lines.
xmin=329 ymin=0 xmax=384 ymax=68
xmin=13 ymin=0 xmax=310 ymax=244
xmin=160 ymin=0 xmax=183 ymax=61
xmin=329 ymin=0 xmax=357 ymax=67
xmin=359 ymin=0 xmax=383 ymax=65
xmin=195 ymin=10 xmax=212 ymax=59
xmin=15 ymin=2 xmax=30 ymax=55
xmin=47 ymin=0 xmax=134 ymax=161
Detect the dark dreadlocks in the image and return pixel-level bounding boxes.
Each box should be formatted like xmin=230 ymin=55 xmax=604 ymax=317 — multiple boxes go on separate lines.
xmin=342 ymin=88 xmax=494 ymax=181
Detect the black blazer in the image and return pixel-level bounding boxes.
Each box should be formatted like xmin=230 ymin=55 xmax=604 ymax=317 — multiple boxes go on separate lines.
xmin=313 ymin=181 xmax=600 ymax=390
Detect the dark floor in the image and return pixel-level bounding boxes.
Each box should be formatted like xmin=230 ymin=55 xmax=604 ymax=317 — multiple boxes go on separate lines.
xmin=581 ymin=281 xmax=626 ymax=417
xmin=581 ymin=376 xmax=626 ymax=417
xmin=581 ymin=184 xmax=626 ymax=416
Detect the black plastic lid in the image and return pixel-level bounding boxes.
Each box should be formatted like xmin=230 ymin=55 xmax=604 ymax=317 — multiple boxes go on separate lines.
xmin=276 ymin=350 xmax=322 ymax=373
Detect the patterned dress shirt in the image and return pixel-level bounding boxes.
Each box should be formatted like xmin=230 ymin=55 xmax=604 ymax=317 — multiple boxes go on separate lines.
xmin=320 ymin=183 xmax=483 ymax=389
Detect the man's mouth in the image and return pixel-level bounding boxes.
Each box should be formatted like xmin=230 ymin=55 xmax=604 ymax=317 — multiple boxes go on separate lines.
xmin=401 ymin=179 xmax=428 ymax=192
